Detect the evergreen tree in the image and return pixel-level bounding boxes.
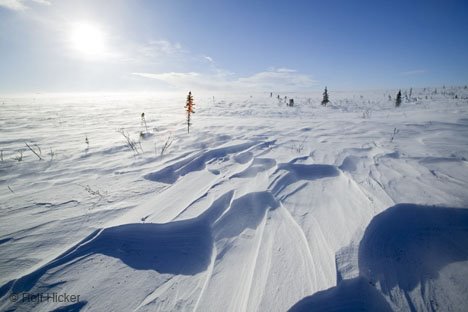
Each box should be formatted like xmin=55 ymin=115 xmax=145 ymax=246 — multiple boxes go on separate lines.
xmin=321 ymin=87 xmax=330 ymax=106
xmin=185 ymin=91 xmax=195 ymax=133
xmin=395 ymin=90 xmax=402 ymax=107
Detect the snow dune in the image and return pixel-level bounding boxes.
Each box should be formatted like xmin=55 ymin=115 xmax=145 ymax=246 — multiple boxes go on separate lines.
xmin=359 ymin=204 xmax=468 ymax=311
xmin=0 ymin=88 xmax=468 ymax=311
xmin=291 ymin=204 xmax=468 ymax=311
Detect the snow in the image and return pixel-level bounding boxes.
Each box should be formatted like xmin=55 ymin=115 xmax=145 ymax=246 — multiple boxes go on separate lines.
xmin=1 ymin=87 xmax=468 ymax=311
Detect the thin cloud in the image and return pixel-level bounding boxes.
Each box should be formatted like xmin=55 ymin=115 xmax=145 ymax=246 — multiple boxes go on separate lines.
xmin=31 ymin=0 xmax=50 ymax=5
xmin=0 ymin=0 xmax=28 ymax=10
xmin=133 ymin=71 xmax=227 ymax=90
xmin=132 ymin=68 xmax=317 ymax=91
xmin=237 ymin=68 xmax=315 ymax=90
xmin=123 ymin=39 xmax=187 ymax=65
xmin=274 ymin=67 xmax=297 ymax=73
xmin=203 ymin=55 xmax=214 ymax=63
xmin=0 ymin=0 xmax=50 ymax=10
xmin=141 ymin=40 xmax=184 ymax=57
xmin=133 ymin=72 xmax=199 ymax=81
xmin=401 ymin=69 xmax=427 ymax=76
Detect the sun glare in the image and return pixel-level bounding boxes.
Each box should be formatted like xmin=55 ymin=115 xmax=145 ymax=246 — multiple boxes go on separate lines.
xmin=69 ymin=22 xmax=107 ymax=58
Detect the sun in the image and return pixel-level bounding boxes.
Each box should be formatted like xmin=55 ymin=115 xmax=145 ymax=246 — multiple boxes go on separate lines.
xmin=69 ymin=22 xmax=107 ymax=58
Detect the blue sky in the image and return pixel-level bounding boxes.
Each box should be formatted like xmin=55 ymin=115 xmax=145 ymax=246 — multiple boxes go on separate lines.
xmin=0 ymin=0 xmax=467 ymax=93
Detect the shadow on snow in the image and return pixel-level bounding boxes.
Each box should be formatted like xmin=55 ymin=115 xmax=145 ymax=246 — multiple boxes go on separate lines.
xmin=289 ymin=204 xmax=468 ymax=311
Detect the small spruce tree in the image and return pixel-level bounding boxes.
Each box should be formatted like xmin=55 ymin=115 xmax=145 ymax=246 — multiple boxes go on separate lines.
xmin=185 ymin=91 xmax=195 ymax=133
xmin=395 ymin=90 xmax=402 ymax=107
xmin=321 ymin=87 xmax=329 ymax=106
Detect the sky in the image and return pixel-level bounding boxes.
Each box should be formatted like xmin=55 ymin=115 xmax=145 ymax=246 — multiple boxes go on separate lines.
xmin=0 ymin=0 xmax=467 ymax=93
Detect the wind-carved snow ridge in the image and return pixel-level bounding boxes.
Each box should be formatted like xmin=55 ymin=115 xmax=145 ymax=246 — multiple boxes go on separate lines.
xmin=144 ymin=141 xmax=274 ymax=184
xmin=290 ymin=204 xmax=468 ymax=312
xmin=1 ymin=89 xmax=468 ymax=311
xmin=359 ymin=204 xmax=468 ymax=311
xmin=270 ymin=162 xmax=340 ymax=196
xmin=0 ymin=191 xmax=235 ymax=311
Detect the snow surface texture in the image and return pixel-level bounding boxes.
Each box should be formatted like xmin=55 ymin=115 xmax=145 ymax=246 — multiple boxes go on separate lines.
xmin=1 ymin=88 xmax=468 ymax=311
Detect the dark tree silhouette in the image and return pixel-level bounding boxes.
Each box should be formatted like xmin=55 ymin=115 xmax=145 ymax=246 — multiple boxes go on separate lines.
xmin=321 ymin=87 xmax=330 ymax=106
xmin=185 ymin=91 xmax=195 ymax=133
xmin=395 ymin=90 xmax=402 ymax=107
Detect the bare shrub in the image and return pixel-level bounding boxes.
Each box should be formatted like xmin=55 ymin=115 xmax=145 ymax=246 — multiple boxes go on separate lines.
xmin=117 ymin=128 xmax=143 ymax=154
xmin=160 ymin=133 xmax=174 ymax=156
xmin=13 ymin=151 xmax=23 ymax=162
xmin=25 ymin=142 xmax=42 ymax=160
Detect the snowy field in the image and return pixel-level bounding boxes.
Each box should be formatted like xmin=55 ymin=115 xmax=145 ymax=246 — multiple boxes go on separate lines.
xmin=1 ymin=87 xmax=468 ymax=311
